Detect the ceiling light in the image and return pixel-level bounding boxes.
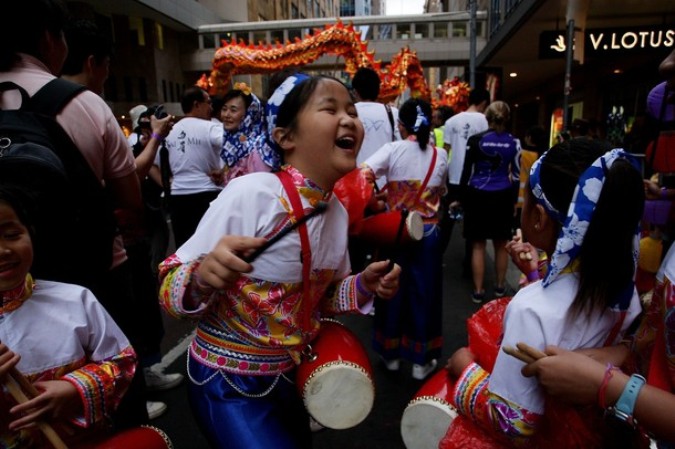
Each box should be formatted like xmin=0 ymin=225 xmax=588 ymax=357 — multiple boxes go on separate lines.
xmin=613 ymin=68 xmax=623 ymax=74
xmin=509 ymin=72 xmax=518 ymax=78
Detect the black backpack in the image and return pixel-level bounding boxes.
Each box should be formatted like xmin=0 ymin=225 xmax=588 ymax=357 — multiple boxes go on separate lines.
xmin=0 ymin=78 xmax=117 ymax=289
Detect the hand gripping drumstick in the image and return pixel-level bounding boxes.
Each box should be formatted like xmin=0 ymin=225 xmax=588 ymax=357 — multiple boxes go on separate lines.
xmin=515 ymin=229 xmax=533 ymax=261
xmin=244 ymin=202 xmax=328 ymax=263
xmin=502 ymin=342 xmax=548 ymax=364
xmin=2 ymin=366 xmax=69 ymax=449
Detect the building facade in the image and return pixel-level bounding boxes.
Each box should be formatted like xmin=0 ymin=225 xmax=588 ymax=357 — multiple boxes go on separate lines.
xmin=67 ymin=0 xmax=339 ymax=118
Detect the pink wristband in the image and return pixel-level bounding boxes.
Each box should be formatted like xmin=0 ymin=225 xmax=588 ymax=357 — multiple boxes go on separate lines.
xmin=526 ymin=270 xmax=540 ymax=282
xmin=151 ymin=132 xmax=164 ymax=141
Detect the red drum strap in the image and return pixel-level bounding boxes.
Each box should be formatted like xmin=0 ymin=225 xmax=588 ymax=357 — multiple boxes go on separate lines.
xmin=276 ymin=171 xmax=313 ymax=333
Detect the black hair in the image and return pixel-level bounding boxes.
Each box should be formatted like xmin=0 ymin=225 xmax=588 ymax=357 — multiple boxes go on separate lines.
xmin=398 ymin=98 xmax=432 ymax=150
xmin=468 ymin=88 xmax=490 ymax=107
xmin=525 ymin=125 xmax=547 ymax=155
xmin=537 ymin=138 xmax=644 ymax=315
xmin=435 ymin=105 xmax=454 ymax=124
xmin=61 ymin=19 xmax=113 ymax=76
xmin=0 ymin=186 xmax=36 ymax=242
xmin=223 ymin=88 xmax=253 ymax=110
xmin=0 ymin=0 xmax=70 ymax=71
xmin=181 ymin=86 xmax=208 ymax=114
xmin=351 ymin=67 xmax=380 ymax=101
xmin=571 ymin=118 xmax=590 ymax=136
xmin=266 ymin=68 xmax=298 ymax=100
xmin=275 ymin=75 xmax=350 ymax=133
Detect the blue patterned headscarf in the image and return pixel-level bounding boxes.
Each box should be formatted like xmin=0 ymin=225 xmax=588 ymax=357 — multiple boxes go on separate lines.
xmin=250 ymin=73 xmax=311 ymax=170
xmin=220 ymin=92 xmax=264 ymax=168
xmin=529 ymin=148 xmax=640 ymax=310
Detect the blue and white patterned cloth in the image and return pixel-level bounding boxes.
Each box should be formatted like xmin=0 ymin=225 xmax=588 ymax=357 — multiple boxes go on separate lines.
xmin=250 ymin=73 xmax=311 ymax=171
xmin=220 ymin=92 xmax=264 ymax=168
xmin=529 ymin=148 xmax=640 ymax=310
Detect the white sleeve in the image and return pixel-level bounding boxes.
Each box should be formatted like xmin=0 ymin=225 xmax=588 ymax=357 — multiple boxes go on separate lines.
xmin=363 ymin=142 xmax=394 ymax=179
xmin=487 ymin=297 xmax=547 ymax=414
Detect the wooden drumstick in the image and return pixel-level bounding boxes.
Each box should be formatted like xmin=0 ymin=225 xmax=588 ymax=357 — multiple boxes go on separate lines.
xmin=3 ymin=369 xmax=69 ymax=449
xmin=388 ymin=208 xmax=409 ymax=272
xmin=516 ymin=342 xmax=548 ymax=360
xmin=502 ymin=342 xmax=547 ymax=365
xmin=244 ymin=202 xmax=328 ymax=263
xmin=502 ymin=345 xmax=535 ymax=364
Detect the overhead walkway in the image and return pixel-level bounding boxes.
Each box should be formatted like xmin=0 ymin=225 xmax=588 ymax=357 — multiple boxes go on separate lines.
xmin=182 ymin=12 xmax=487 ymax=73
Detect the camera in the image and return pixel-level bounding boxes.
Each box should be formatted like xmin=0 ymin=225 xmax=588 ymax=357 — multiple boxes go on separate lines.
xmin=153 ymin=104 xmax=168 ymax=119
xmin=137 ymin=104 xmax=168 ymax=130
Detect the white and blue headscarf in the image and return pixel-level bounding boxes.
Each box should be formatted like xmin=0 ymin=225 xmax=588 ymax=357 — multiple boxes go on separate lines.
xmin=530 ymin=148 xmax=640 ymax=310
xmin=220 ymin=92 xmax=264 ymax=168
xmin=249 ymin=73 xmax=310 ymax=171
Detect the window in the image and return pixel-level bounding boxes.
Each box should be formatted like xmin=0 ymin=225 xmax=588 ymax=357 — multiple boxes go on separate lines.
xmin=128 ymin=17 xmax=145 ymax=46
xmin=434 ymin=23 xmax=449 ymax=38
xmin=219 ymin=32 xmax=233 ymax=46
xmin=253 ymin=31 xmax=267 ymax=45
xmin=202 ymin=34 xmax=216 ymax=49
xmin=271 ymin=30 xmax=284 ymax=44
xmin=289 ymin=28 xmax=302 ymax=42
xmin=452 ymin=22 xmax=467 ymax=37
xmin=415 ymin=23 xmax=429 ymax=39
xmin=155 ymin=22 xmax=164 ymax=50
xmin=292 ymin=4 xmax=299 ymax=18
xmin=396 ymin=23 xmax=411 ymax=39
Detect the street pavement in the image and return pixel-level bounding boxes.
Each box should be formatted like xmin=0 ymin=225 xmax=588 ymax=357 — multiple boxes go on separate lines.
xmin=150 ymin=224 xmax=520 ymax=448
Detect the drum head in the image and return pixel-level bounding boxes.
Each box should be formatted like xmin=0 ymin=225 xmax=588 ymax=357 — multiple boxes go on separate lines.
xmin=406 ymin=211 xmax=424 ymax=241
xmin=400 ymin=399 xmax=457 ymax=449
xmin=302 ymin=362 xmax=374 ymax=429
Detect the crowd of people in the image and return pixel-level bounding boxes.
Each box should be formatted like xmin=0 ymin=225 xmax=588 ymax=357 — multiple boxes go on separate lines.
xmin=1 ymin=0 xmax=675 ymax=448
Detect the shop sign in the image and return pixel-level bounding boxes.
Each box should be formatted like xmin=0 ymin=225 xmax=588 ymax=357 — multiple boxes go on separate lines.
xmin=539 ymin=25 xmax=674 ymax=59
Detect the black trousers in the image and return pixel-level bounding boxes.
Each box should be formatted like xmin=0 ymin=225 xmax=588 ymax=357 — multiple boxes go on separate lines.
xmin=169 ymin=190 xmax=220 ymax=248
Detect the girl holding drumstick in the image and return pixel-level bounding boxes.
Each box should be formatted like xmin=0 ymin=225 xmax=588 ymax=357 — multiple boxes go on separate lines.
xmin=445 ymin=138 xmax=644 ymax=446
xmin=0 ymin=187 xmax=136 ymax=448
xmin=159 ymin=74 xmax=400 ymax=449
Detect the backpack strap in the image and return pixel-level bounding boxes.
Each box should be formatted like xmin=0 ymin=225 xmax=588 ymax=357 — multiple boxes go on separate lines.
xmin=0 ymin=82 xmax=31 ymax=109
xmin=27 ymin=78 xmax=86 ymax=117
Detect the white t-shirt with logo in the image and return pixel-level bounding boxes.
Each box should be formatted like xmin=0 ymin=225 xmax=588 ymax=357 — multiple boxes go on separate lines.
xmin=443 ymin=111 xmax=488 ymax=185
xmin=156 ymin=117 xmax=224 ymax=195
xmin=355 ymin=102 xmax=402 ymax=165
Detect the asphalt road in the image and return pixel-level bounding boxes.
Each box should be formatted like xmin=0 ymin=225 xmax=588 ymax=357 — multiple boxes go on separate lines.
xmin=150 ymin=225 xmax=519 ymax=448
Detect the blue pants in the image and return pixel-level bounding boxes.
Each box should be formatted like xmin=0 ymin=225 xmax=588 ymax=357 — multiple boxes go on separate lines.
xmin=373 ymin=223 xmax=444 ymax=365
xmin=187 ymin=357 xmax=311 ymax=449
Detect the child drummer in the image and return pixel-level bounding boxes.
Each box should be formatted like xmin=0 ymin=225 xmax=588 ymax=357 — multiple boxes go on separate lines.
xmin=0 ymin=186 xmax=137 ymax=447
xmin=159 ymin=74 xmax=401 ymax=449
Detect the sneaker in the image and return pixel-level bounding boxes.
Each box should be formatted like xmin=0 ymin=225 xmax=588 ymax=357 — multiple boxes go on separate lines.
xmin=412 ymin=359 xmax=438 ymax=380
xmin=380 ymin=356 xmax=400 ymax=371
xmin=494 ymin=286 xmax=507 ymax=298
xmin=471 ymin=291 xmax=485 ymax=304
xmin=146 ymin=401 xmax=167 ymax=420
xmin=144 ymin=367 xmax=184 ymax=392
